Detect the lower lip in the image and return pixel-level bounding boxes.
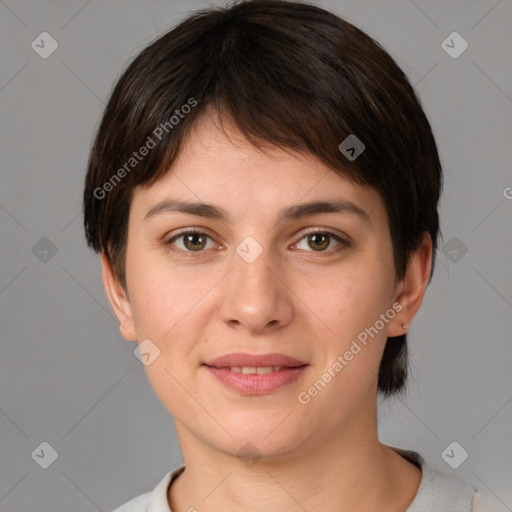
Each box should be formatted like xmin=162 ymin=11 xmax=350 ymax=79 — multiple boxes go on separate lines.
xmin=204 ymin=365 xmax=308 ymax=394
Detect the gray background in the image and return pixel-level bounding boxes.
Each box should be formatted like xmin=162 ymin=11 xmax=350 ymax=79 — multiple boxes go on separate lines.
xmin=1 ymin=0 xmax=511 ymax=510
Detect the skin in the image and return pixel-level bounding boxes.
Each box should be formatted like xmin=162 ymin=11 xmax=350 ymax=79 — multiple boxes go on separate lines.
xmin=102 ymin=111 xmax=433 ymax=512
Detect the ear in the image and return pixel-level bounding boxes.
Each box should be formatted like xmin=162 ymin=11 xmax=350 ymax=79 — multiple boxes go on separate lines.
xmin=388 ymin=232 xmax=433 ymax=337
xmin=100 ymin=252 xmax=138 ymax=342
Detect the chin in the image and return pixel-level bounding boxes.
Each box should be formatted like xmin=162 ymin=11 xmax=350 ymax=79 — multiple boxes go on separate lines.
xmin=215 ymin=412 xmax=310 ymax=456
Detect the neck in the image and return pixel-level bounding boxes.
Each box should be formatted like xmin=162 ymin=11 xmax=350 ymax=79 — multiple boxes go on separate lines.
xmin=169 ymin=396 xmax=420 ymax=512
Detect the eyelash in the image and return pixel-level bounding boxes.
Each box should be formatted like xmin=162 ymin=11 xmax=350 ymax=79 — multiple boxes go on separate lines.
xmin=163 ymin=228 xmax=350 ymax=256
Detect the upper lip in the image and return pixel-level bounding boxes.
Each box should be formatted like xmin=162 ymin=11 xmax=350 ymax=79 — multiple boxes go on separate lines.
xmin=203 ymin=352 xmax=307 ymax=368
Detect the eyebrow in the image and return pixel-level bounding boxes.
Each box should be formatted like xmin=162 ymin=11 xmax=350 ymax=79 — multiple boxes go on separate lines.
xmin=143 ymin=198 xmax=371 ymax=225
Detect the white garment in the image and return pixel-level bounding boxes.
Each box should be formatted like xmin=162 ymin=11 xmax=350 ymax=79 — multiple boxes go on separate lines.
xmin=112 ymin=450 xmax=486 ymax=512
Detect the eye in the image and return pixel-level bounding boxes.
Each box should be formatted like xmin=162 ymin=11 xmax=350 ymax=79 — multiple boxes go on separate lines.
xmin=164 ymin=229 xmax=349 ymax=255
xmin=165 ymin=230 xmax=217 ymax=252
xmin=293 ymin=230 xmax=348 ymax=253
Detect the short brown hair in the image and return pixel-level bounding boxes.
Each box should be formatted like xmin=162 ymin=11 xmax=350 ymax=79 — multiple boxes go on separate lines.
xmin=83 ymin=0 xmax=442 ymax=395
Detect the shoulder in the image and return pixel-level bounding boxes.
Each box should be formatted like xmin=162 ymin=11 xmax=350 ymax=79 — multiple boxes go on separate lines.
xmin=111 ymin=466 xmax=185 ymax=512
xmin=394 ymin=449 xmax=477 ymax=511
xmin=111 ymin=492 xmax=151 ymax=512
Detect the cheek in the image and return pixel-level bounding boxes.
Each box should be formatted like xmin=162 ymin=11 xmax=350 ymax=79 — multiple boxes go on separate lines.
xmin=126 ymin=257 xmax=190 ymax=335
xmin=308 ymin=272 xmax=388 ymax=333
xmin=299 ymin=269 xmax=395 ymax=384
xmin=126 ymin=261 xmax=217 ymax=367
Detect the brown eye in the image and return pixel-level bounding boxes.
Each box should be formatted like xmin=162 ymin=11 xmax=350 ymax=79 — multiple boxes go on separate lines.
xmin=307 ymin=233 xmax=331 ymax=251
xmin=182 ymin=232 xmax=207 ymax=251
xmin=165 ymin=230 xmax=215 ymax=252
xmin=294 ymin=231 xmax=348 ymax=253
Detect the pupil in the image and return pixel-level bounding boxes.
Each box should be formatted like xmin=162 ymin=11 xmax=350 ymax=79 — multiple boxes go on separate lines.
xmin=186 ymin=233 xmax=205 ymax=250
xmin=309 ymin=233 xmax=329 ymax=250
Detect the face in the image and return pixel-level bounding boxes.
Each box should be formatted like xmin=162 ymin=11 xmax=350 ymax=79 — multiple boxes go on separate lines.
xmin=103 ymin=113 xmax=425 ymax=461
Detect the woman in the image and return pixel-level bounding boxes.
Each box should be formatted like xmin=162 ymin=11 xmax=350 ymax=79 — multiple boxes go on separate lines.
xmin=83 ymin=1 xmax=483 ymax=510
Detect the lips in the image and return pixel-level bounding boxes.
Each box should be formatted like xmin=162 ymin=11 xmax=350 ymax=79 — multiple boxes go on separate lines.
xmin=203 ymin=352 xmax=306 ymax=369
xmin=203 ymin=352 xmax=308 ymax=395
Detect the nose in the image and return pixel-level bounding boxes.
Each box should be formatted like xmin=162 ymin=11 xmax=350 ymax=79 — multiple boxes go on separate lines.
xmin=218 ymin=240 xmax=294 ymax=335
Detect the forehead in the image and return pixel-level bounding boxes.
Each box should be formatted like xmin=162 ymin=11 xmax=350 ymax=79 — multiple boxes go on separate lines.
xmin=130 ymin=113 xmax=387 ymax=226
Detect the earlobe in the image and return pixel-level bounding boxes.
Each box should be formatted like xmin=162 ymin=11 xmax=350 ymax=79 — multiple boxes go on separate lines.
xmin=388 ymin=232 xmax=433 ymax=337
xmin=100 ymin=252 xmax=138 ymax=342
